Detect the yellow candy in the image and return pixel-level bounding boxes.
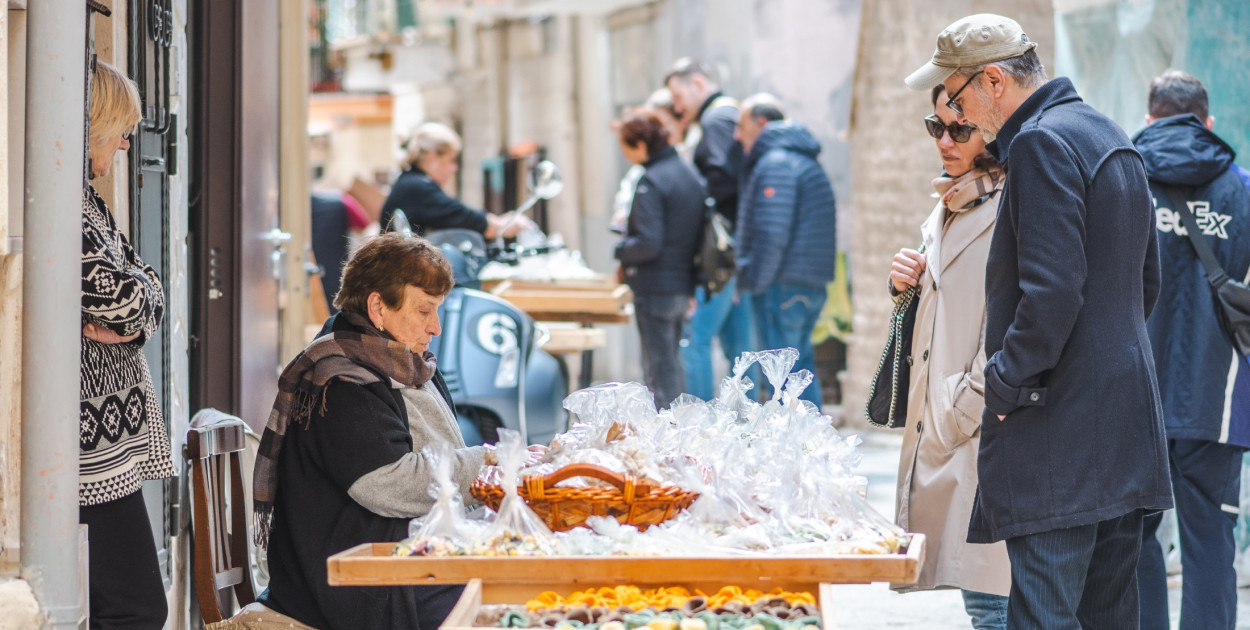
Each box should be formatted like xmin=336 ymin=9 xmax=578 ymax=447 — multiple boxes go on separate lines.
xmin=646 ymin=619 xmax=677 ymax=630
xmin=525 ymin=585 xmax=817 ymax=615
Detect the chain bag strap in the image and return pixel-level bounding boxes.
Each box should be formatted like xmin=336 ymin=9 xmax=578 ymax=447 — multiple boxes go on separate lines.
xmin=866 ymin=246 xmax=925 ymax=428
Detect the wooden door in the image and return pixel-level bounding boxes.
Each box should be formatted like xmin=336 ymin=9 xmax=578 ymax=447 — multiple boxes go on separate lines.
xmin=237 ymin=0 xmax=283 ymax=429
xmin=189 ymin=0 xmax=283 ymax=433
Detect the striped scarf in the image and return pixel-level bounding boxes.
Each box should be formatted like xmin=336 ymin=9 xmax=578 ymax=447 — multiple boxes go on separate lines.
xmin=252 ymin=311 xmax=437 ymax=549
xmin=932 ymin=159 xmax=1004 ymax=213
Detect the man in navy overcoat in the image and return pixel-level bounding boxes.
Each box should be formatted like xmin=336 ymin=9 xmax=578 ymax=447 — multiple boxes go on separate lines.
xmin=906 ymin=14 xmax=1173 ymax=629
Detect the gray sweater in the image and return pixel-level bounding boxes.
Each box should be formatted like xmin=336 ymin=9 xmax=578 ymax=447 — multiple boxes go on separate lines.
xmin=347 ymin=381 xmax=485 ymax=518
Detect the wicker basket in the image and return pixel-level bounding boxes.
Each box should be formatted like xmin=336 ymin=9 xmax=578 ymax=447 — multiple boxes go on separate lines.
xmin=470 ymin=463 xmax=699 ymax=532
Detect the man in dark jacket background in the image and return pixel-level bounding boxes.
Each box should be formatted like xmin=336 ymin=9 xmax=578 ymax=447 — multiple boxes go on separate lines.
xmin=1133 ymin=70 xmax=1250 ymax=630
xmin=665 ymin=59 xmax=757 ymax=401
xmin=908 ymin=14 xmax=1172 ymax=628
xmin=733 ymin=94 xmax=837 ymax=407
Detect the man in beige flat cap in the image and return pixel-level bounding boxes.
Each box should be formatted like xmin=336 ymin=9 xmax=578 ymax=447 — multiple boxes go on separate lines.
xmin=907 ymin=13 xmax=1173 ymax=630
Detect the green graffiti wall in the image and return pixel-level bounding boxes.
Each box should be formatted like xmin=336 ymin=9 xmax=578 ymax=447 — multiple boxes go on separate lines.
xmin=1055 ymin=0 xmax=1250 ymax=158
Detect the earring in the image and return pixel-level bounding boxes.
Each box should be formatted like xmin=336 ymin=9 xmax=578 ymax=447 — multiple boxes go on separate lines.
xmin=378 ymin=323 xmax=385 ymax=332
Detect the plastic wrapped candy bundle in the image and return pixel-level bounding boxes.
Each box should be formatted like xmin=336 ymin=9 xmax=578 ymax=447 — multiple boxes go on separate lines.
xmin=463 ymin=347 xmax=907 ymax=556
xmin=475 ymin=429 xmax=559 ymax=556
xmin=394 ymin=444 xmax=482 ymax=556
xmin=544 ymin=382 xmax=674 ymax=487
xmin=643 ymin=348 xmax=904 ymax=555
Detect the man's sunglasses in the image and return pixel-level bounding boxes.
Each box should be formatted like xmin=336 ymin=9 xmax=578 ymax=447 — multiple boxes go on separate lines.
xmin=945 ymin=69 xmax=983 ymax=117
xmin=924 ymin=115 xmax=974 ymax=143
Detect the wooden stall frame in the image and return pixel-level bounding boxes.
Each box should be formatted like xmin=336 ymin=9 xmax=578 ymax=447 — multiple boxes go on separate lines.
xmin=328 ymin=535 xmax=924 ymax=601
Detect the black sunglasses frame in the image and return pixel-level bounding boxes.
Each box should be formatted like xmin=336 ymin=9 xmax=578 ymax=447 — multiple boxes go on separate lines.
xmin=945 ymin=70 xmax=984 ymax=118
xmin=924 ymin=115 xmax=974 ymax=143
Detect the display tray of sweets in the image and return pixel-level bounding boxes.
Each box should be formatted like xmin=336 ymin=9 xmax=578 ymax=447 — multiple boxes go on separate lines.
xmin=440 ymin=580 xmax=842 ymax=630
xmin=326 ymin=533 xmax=923 ymax=598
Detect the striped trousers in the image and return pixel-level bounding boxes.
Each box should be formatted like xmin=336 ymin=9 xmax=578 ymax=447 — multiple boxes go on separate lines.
xmin=1004 ymin=509 xmax=1144 ymax=629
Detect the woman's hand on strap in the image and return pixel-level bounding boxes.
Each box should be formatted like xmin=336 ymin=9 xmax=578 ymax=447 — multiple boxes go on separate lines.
xmin=890 ymin=248 xmax=927 ymax=293
xmin=82 ymin=322 xmax=141 ymax=344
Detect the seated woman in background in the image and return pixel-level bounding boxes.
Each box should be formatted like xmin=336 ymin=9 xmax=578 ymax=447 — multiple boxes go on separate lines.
xmin=253 ymin=234 xmax=542 ymax=630
xmin=381 ymin=122 xmax=534 ymax=239
xmin=613 ymin=110 xmax=707 ymax=409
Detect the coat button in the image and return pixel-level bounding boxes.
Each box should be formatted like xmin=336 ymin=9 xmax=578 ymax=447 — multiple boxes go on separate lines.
xmin=916 ymin=421 xmax=923 ymax=433
xmin=932 ymin=280 xmax=938 ymax=291
xmin=922 ymin=349 xmax=929 ymax=361
xmin=1030 ymin=392 xmax=1040 ymax=402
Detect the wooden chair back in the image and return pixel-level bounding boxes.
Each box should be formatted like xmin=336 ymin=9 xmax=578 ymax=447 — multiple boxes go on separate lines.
xmin=186 ymin=416 xmax=257 ymax=623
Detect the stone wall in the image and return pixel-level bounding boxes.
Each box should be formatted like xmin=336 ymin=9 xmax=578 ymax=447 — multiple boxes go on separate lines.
xmin=0 ymin=579 xmax=40 ymax=630
xmin=0 ymin=4 xmax=20 ymax=576
xmin=843 ymin=1 xmax=1053 ymax=427
xmin=0 ymin=255 xmax=19 ymax=571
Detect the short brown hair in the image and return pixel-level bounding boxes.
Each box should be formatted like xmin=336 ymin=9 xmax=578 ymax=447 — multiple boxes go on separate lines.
xmin=619 ymin=110 xmax=671 ymax=159
xmin=1148 ymin=70 xmax=1208 ymax=121
xmin=333 ymin=233 xmax=454 ymax=314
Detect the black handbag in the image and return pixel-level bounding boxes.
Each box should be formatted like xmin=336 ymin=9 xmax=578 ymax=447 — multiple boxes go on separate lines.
xmin=1166 ymin=188 xmax=1250 ymax=357
xmin=866 ymin=276 xmax=921 ymax=428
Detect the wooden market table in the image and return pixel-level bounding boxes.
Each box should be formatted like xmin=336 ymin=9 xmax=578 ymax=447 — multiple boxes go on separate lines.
xmin=326 ymin=535 xmax=925 ymax=630
xmin=482 ymin=278 xmax=633 ymax=388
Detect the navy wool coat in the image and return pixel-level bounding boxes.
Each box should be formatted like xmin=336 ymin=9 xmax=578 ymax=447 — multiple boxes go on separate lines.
xmin=969 ymin=78 xmax=1173 ymax=544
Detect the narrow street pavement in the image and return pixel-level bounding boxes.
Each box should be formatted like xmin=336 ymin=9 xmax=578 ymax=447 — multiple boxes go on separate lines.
xmin=824 ymin=427 xmax=1250 ymax=629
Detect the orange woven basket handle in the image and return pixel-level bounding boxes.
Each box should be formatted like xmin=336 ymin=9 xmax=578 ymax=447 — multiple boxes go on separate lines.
xmin=524 ymin=463 xmax=650 ymax=500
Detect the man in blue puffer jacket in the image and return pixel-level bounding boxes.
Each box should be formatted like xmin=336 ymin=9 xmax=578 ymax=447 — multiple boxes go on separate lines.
xmin=733 ymin=94 xmax=837 ymax=407
xmin=1133 ymin=70 xmax=1250 ymax=630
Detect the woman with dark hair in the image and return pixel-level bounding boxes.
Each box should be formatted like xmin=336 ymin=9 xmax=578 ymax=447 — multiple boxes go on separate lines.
xmin=253 ymin=233 xmax=543 ymax=630
xmin=887 ymin=85 xmax=1010 ymax=629
xmin=614 ymin=110 xmax=707 ymax=408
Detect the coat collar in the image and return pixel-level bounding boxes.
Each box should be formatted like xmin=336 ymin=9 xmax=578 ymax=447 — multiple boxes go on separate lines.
xmin=696 ymin=91 xmax=726 ymax=120
xmin=921 ymin=186 xmax=1000 ymax=285
xmin=988 ymin=77 xmax=1082 ymax=166
xmin=644 ymin=144 xmax=678 ymax=167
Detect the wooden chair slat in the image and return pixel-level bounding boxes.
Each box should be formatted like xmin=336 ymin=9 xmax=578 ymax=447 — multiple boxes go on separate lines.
xmin=188 ymin=415 xmax=257 ymax=624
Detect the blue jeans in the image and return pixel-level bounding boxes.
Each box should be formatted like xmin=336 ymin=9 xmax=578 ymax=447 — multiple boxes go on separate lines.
xmin=1006 ymin=509 xmax=1143 ymax=630
xmin=633 ymin=292 xmax=690 ymax=409
xmin=749 ymin=283 xmax=826 ymax=407
xmin=1138 ymin=438 xmax=1243 ymax=630
xmin=961 ymin=589 xmax=1008 ymax=630
xmin=680 ymin=276 xmax=757 ymax=400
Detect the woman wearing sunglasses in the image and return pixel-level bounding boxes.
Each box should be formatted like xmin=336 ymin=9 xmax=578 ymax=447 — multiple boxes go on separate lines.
xmin=888 ymin=86 xmax=1011 ymax=630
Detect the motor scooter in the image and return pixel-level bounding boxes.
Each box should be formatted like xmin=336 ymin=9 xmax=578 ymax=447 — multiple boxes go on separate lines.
xmin=390 ymin=161 xmax=569 ymax=446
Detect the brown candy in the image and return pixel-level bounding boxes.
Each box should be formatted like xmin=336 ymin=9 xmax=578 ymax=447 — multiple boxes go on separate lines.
xmin=682 ymin=597 xmax=708 ymax=615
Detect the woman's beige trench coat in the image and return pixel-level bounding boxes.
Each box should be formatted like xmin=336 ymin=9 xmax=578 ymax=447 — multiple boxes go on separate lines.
xmin=892 ymin=191 xmax=1011 ymax=596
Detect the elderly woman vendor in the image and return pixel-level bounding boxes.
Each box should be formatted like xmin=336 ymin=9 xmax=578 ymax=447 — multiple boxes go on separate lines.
xmin=253 ymin=234 xmax=538 ymax=629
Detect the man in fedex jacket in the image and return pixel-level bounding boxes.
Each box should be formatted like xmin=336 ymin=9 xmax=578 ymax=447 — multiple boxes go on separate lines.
xmin=1134 ymin=69 xmax=1250 ymax=630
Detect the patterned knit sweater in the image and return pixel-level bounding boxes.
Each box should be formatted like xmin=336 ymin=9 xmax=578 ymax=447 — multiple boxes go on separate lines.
xmin=80 ymin=186 xmax=174 ymax=506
